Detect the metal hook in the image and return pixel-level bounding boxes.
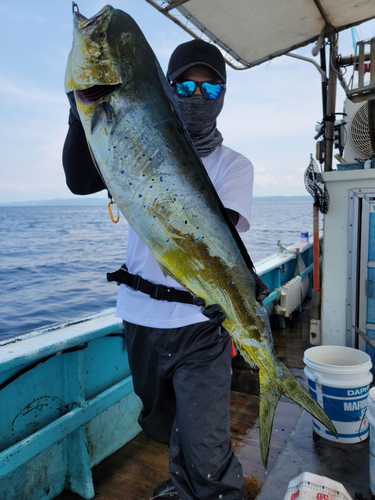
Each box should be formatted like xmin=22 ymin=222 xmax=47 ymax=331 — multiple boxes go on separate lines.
xmin=72 ymin=2 xmax=79 ymax=15
xmin=108 ymin=200 xmax=120 ymax=223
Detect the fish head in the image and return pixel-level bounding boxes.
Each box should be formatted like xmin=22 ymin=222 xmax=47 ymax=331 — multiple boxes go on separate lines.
xmin=65 ymin=3 xmax=173 ymax=141
xmin=65 ymin=3 xmax=146 ymax=99
xmin=65 ymin=4 xmax=121 ymax=94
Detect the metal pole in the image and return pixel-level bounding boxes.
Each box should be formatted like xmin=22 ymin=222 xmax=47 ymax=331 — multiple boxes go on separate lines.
xmin=310 ymin=47 xmax=326 ymax=322
xmin=313 ymin=206 xmax=320 ymax=292
xmin=337 ymin=52 xmax=372 ymax=67
xmin=320 ymin=44 xmax=327 ymax=120
xmin=312 ymin=205 xmax=321 ymax=309
xmin=285 ymin=52 xmax=327 ymax=81
xmin=324 ymin=31 xmax=338 ymax=172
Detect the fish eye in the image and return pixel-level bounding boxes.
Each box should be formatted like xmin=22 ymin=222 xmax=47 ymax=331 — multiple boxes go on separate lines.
xmin=97 ymin=31 xmax=105 ymax=40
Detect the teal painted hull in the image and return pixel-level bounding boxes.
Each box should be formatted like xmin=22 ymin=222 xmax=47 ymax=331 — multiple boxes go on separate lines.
xmin=0 ymin=238 xmax=319 ymax=499
xmin=0 ymin=311 xmax=142 ymax=499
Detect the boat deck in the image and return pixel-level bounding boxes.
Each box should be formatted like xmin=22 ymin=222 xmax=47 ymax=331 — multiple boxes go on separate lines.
xmin=57 ymin=301 xmax=373 ymax=500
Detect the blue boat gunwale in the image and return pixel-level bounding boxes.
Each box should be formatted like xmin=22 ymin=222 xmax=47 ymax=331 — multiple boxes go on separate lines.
xmin=0 ymin=309 xmax=122 ymax=373
xmin=255 ymin=237 xmax=317 ymax=276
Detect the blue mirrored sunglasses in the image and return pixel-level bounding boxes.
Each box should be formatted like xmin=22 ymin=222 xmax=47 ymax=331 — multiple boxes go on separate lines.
xmin=173 ymin=80 xmax=225 ymax=100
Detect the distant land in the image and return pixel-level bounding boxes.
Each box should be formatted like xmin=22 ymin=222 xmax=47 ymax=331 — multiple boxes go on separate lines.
xmin=254 ymin=196 xmax=312 ymax=203
xmin=0 ymin=196 xmax=312 ymax=207
xmin=0 ymin=198 xmax=110 ymax=207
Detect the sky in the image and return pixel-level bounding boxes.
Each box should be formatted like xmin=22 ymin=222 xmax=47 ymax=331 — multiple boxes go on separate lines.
xmin=0 ymin=1 xmax=374 ymax=203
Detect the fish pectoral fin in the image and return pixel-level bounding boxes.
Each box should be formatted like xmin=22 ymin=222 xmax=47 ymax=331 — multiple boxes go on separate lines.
xmin=157 ymin=262 xmax=172 ymax=278
xmin=233 ymin=341 xmax=258 ymax=368
xmin=91 ymin=101 xmax=113 ymax=134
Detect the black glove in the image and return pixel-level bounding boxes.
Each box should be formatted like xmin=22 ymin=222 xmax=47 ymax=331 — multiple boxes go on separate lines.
xmin=193 ymin=296 xmax=226 ymax=326
xmin=254 ymin=272 xmax=270 ymax=302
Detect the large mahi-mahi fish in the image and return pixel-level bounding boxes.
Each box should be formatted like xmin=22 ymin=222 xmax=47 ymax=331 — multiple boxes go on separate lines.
xmin=64 ymin=3 xmax=337 ymax=467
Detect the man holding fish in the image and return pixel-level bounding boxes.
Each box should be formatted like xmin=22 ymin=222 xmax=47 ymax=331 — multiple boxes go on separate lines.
xmin=64 ymin=35 xmax=256 ymax=499
xmin=64 ymin=5 xmax=336 ymax=498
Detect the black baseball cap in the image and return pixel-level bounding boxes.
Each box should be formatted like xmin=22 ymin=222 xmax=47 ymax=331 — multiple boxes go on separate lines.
xmin=167 ymin=39 xmax=226 ymax=82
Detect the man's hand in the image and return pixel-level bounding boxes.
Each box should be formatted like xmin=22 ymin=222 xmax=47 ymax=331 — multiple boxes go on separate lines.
xmin=193 ymin=296 xmax=226 ymax=326
xmin=254 ymin=272 xmax=270 ymax=302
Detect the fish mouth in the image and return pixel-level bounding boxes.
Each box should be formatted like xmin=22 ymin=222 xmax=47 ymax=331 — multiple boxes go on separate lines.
xmin=73 ymin=3 xmax=112 ymax=35
xmin=75 ymin=84 xmax=120 ymax=105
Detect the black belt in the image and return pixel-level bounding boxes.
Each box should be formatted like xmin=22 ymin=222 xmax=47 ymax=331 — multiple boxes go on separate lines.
xmin=107 ymin=265 xmax=195 ymax=305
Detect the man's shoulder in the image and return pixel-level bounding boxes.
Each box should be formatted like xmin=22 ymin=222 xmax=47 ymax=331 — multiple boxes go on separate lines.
xmin=204 ymin=146 xmax=253 ymax=177
xmin=209 ymin=145 xmax=252 ymax=166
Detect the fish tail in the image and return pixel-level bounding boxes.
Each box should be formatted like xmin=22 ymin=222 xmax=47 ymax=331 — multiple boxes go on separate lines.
xmin=258 ymin=360 xmax=337 ymax=468
xmin=258 ymin=374 xmax=281 ymax=469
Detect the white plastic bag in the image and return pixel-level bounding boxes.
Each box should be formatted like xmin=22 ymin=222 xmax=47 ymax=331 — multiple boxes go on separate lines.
xmin=283 ymin=472 xmax=353 ymax=500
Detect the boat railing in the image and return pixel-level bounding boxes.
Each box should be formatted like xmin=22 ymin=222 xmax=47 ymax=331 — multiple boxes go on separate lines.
xmin=0 ymin=309 xmax=142 ymax=499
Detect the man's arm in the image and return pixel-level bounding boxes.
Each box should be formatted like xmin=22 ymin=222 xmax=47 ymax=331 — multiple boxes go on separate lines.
xmin=226 ymin=208 xmax=239 ymax=226
xmin=62 ymin=92 xmax=106 ymax=195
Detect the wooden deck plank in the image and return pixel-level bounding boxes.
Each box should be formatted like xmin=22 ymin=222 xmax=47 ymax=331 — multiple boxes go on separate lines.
xmin=57 ymin=303 xmax=312 ymax=499
xmin=57 ymin=392 xmax=302 ymax=500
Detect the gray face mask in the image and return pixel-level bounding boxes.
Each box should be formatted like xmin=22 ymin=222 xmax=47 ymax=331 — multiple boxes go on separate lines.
xmin=175 ymin=91 xmax=225 ymax=157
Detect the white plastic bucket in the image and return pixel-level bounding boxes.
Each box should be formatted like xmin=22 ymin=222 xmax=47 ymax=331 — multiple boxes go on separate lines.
xmin=283 ymin=471 xmax=352 ymax=500
xmin=367 ymin=387 xmax=375 ymax=494
xmin=304 ymin=346 xmax=372 ymax=443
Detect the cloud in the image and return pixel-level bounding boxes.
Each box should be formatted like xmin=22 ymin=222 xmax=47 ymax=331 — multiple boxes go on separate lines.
xmin=0 ymin=143 xmax=70 ymax=202
xmin=0 ymin=5 xmax=45 ymax=22
xmin=34 ymin=132 xmax=66 ymax=173
xmin=1 ymin=1 xmax=372 ymax=205
xmin=220 ymin=98 xmax=320 ymax=141
xmin=0 ymin=94 xmax=69 ymax=202
xmin=254 ymin=171 xmax=279 ymax=187
xmin=0 ymin=76 xmax=66 ymax=105
xmin=284 ymin=174 xmax=305 ymax=186
xmin=217 ymin=53 xmax=323 ymax=144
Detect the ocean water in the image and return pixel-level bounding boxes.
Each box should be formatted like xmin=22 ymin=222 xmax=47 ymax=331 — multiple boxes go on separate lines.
xmin=0 ymin=203 xmax=319 ymax=340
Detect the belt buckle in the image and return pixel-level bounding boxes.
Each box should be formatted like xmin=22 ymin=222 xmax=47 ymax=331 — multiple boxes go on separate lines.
xmin=150 ymin=285 xmax=172 ymax=301
xmin=162 ymin=286 xmax=173 ymax=302
xmin=150 ymin=286 xmax=159 ymax=299
xmin=132 ymin=275 xmax=142 ymax=291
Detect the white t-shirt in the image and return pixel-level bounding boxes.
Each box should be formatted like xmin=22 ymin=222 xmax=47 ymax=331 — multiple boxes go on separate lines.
xmin=116 ymin=144 xmax=254 ymax=328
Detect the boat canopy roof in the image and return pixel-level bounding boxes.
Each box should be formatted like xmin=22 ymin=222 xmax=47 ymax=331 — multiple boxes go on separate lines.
xmin=147 ymin=0 xmax=375 ymax=69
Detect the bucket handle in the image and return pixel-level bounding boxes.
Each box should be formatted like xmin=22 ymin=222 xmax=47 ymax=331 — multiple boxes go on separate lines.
xmin=313 ymin=374 xmax=321 ymax=384
xmin=315 ymin=379 xmax=368 ymax=441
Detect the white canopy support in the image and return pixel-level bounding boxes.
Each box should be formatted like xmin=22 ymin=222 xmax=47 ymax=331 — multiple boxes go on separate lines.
xmin=145 ymin=0 xmax=375 ymax=70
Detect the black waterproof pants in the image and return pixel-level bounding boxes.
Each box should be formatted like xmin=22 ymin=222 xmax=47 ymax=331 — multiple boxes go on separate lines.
xmin=123 ymin=320 xmax=245 ymax=500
